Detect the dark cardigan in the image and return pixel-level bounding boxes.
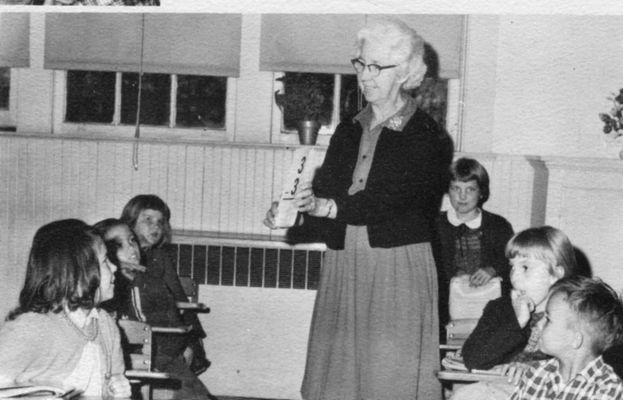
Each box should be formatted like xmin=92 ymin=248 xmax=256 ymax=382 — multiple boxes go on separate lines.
xmin=288 ymin=108 xmax=453 ymax=250
xmin=462 ymin=296 xmax=533 ymax=370
xmin=433 ymin=210 xmax=514 ymax=327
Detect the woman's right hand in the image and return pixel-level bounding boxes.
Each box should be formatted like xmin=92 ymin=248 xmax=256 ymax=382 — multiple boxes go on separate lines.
xmin=263 ymin=201 xmax=279 ymax=229
xmin=511 ymin=289 xmax=535 ymax=329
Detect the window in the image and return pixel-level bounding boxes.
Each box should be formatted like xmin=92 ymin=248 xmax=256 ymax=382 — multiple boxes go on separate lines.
xmin=0 ymin=68 xmax=9 ymax=110
xmin=273 ymin=71 xmax=459 ymax=144
xmin=54 ymin=70 xmax=233 ymax=140
xmin=0 ymin=67 xmax=16 ymax=129
xmin=275 ymin=72 xmax=360 ymax=136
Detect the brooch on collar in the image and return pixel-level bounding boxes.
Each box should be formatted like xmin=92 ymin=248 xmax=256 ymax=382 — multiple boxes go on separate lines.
xmin=386 ymin=115 xmax=403 ymax=130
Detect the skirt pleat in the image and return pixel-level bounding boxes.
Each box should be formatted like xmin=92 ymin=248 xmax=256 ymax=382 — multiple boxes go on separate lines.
xmin=301 ymin=225 xmax=441 ymax=400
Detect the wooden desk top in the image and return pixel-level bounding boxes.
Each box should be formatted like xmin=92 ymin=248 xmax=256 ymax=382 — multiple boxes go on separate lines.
xmin=437 ymin=369 xmax=508 ymax=383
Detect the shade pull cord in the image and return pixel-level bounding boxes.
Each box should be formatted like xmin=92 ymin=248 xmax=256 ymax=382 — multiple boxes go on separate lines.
xmin=133 ymin=14 xmax=146 ymax=171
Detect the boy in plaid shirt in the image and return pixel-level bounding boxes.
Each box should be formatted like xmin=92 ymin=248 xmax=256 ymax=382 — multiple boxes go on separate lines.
xmin=511 ymin=276 xmax=623 ymax=399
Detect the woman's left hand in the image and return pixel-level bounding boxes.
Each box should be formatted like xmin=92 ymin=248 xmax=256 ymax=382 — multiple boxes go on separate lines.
xmin=295 ymin=185 xmax=333 ymax=217
xmin=105 ymin=374 xmax=132 ymax=398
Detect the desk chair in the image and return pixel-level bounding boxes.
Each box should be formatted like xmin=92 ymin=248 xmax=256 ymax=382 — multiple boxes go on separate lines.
xmin=118 ymin=319 xmax=191 ymax=400
xmin=438 ymin=277 xmax=503 ymax=399
xmin=177 ymin=276 xmax=210 ymax=313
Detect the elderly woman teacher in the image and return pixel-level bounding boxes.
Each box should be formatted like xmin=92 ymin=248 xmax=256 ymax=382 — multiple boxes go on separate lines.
xmin=265 ymin=18 xmax=452 ymax=400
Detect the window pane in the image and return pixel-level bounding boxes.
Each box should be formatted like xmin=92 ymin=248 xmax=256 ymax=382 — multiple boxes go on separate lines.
xmin=280 ymin=72 xmax=334 ymax=130
xmin=176 ymin=75 xmax=226 ymax=129
xmin=66 ymin=70 xmax=115 ymax=123
xmin=0 ymin=68 xmax=9 ymax=110
xmin=340 ymin=74 xmax=360 ymax=123
xmin=339 ymin=75 xmax=449 ymax=129
xmin=409 ymin=77 xmax=448 ymax=128
xmin=121 ymin=73 xmax=170 ymax=126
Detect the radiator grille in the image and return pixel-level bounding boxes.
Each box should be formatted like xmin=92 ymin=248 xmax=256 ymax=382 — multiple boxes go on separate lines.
xmin=168 ymin=234 xmax=325 ymax=290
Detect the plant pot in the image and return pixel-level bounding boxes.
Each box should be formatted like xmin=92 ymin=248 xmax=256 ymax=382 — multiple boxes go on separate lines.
xmin=296 ymin=120 xmax=320 ymax=145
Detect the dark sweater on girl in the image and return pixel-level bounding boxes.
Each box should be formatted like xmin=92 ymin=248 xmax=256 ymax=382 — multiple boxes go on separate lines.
xmin=434 ymin=210 xmax=513 ymax=328
xmin=462 ymin=296 xmax=549 ymax=370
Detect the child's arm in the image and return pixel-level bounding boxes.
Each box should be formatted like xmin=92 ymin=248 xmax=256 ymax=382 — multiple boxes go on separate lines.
xmin=462 ymin=297 xmax=530 ymax=370
xmin=100 ymin=311 xmax=131 ymax=398
xmin=158 ymin=248 xmax=207 ymax=337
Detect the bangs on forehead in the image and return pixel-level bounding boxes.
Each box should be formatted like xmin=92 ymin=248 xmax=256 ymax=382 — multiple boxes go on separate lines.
xmin=506 ymin=240 xmax=555 ymax=267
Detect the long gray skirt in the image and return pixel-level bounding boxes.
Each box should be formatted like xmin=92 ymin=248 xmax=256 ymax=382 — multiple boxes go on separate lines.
xmin=301 ymin=225 xmax=441 ymax=400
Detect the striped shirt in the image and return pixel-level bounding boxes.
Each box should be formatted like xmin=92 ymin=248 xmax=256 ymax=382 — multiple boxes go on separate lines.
xmin=510 ymin=356 xmax=623 ymax=400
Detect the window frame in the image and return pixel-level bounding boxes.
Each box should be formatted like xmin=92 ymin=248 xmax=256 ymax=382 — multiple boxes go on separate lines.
xmin=0 ymin=68 xmax=18 ymax=128
xmin=270 ymin=71 xmax=462 ymax=146
xmin=52 ymin=70 xmax=237 ymax=142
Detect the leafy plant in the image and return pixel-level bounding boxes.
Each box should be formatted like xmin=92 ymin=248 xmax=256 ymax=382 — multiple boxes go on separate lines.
xmin=274 ymin=73 xmax=328 ymax=122
xmin=599 ymin=89 xmax=623 ymax=137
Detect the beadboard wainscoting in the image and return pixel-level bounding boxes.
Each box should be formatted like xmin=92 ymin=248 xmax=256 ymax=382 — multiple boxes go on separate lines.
xmin=1 ymin=134 xmax=549 ymax=398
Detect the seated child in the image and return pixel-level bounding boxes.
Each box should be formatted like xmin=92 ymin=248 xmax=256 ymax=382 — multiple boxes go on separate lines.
xmin=94 ymin=218 xmax=213 ymax=399
xmin=434 ymin=157 xmax=514 ymax=328
xmin=93 ymin=218 xmax=194 ymax=371
xmin=450 ymin=226 xmax=577 ymax=400
xmin=0 ymin=219 xmax=131 ymax=398
xmin=510 ymin=276 xmax=623 ymax=399
xmin=120 ymin=194 xmax=210 ymax=375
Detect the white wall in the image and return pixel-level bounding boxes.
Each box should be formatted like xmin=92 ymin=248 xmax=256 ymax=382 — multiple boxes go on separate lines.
xmin=199 ymin=286 xmax=316 ymax=399
xmin=463 ymin=15 xmax=623 ymax=159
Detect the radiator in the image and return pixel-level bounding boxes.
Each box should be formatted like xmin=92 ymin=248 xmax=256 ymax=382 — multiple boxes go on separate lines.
xmin=168 ymin=231 xmax=326 ymax=290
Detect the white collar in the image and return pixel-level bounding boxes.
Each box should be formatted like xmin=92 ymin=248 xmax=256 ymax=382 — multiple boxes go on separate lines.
xmin=447 ymin=207 xmax=482 ymax=229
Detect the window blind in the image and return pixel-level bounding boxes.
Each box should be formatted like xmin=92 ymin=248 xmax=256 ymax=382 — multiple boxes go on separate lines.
xmin=0 ymin=12 xmax=30 ymax=68
xmin=44 ymin=13 xmax=242 ymax=77
xmin=260 ymin=14 xmax=362 ymax=75
xmin=260 ymin=14 xmax=465 ymax=78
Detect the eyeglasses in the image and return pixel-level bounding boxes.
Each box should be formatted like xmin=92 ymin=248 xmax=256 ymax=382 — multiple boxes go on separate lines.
xmin=351 ymin=58 xmax=397 ymax=77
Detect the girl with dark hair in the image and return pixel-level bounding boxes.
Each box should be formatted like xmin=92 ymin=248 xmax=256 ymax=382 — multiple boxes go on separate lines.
xmin=434 ymin=157 xmax=514 ymax=329
xmin=93 ymin=218 xmax=212 ymax=399
xmin=120 ymin=194 xmax=209 ymax=376
xmin=0 ymin=219 xmax=131 ymax=398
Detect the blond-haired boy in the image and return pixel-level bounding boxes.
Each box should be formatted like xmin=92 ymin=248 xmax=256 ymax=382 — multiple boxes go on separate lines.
xmin=511 ymin=276 xmax=623 ymax=399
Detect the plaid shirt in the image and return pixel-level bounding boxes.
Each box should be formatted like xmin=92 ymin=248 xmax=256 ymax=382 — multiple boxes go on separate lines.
xmin=511 ymin=356 xmax=623 ymax=400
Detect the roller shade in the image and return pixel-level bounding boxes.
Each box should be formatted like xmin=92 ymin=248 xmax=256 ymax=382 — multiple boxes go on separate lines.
xmin=373 ymin=14 xmax=465 ymax=78
xmin=260 ymin=14 xmax=362 ymax=75
xmin=0 ymin=12 xmax=30 ymax=68
xmin=44 ymin=13 xmax=242 ymax=77
xmin=260 ymin=14 xmax=465 ymax=78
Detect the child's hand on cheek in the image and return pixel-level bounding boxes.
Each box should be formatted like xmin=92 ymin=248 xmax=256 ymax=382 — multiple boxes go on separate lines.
xmin=511 ymin=289 xmax=535 ymax=328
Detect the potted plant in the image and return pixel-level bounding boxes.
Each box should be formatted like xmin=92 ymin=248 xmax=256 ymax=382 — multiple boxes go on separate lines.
xmin=598 ymin=88 xmax=623 ymax=159
xmin=274 ymin=73 xmax=329 ymax=145
xmin=599 ymin=88 xmax=623 ymax=138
